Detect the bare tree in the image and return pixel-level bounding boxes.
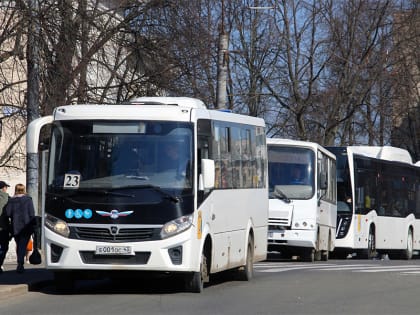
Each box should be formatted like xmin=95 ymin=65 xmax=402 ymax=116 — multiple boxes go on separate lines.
xmin=239 ymin=0 xmax=332 ymax=141
xmin=321 ymin=0 xmax=396 ymax=146
xmin=228 ymin=0 xmax=284 ymax=121
xmin=134 ymin=0 xmax=219 ymax=106
xmin=18 ymin=0 xmax=175 ymax=115
xmin=0 ymin=1 xmax=27 ymax=173
xmin=2 ymin=0 xmax=419 ymax=180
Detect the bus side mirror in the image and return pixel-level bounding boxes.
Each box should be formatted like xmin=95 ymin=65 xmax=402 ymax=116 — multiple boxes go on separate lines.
xmin=199 ymin=159 xmax=215 ymax=191
xmin=319 ymin=172 xmax=328 ymax=190
xmin=27 ymin=116 xmax=54 ymax=153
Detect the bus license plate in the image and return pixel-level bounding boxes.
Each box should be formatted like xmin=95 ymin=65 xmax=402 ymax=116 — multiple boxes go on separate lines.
xmin=95 ymin=245 xmax=134 ymax=256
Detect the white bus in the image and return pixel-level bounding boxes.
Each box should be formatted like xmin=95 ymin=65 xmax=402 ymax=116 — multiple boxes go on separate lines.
xmin=327 ymin=146 xmax=420 ymax=259
xmin=27 ymin=97 xmax=268 ymax=292
xmin=267 ymin=139 xmax=337 ymax=261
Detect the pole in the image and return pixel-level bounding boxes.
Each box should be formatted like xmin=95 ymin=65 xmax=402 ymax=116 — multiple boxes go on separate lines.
xmin=216 ymin=0 xmax=229 ymax=109
xmin=216 ymin=33 xmax=229 ymax=109
xmin=26 ymin=0 xmax=40 ymax=214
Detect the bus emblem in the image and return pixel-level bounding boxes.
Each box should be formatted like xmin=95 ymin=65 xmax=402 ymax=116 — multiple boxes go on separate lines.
xmin=96 ymin=209 xmax=134 ymax=219
xmin=110 ymin=226 xmax=118 ymax=235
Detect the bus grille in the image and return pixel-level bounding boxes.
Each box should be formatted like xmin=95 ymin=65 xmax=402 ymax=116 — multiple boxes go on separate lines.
xmin=268 ymin=218 xmax=290 ymax=226
xmin=79 ymin=251 xmax=151 ymax=265
xmin=70 ymin=226 xmax=159 ymax=242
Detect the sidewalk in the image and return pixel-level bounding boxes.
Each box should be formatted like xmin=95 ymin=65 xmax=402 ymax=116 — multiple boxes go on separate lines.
xmin=0 ymin=260 xmax=54 ymax=300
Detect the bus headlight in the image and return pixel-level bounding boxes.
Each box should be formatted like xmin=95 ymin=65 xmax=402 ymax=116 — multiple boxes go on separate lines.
xmin=337 ymin=216 xmax=351 ymax=238
xmin=45 ymin=214 xmax=70 ymax=238
xmin=160 ymin=214 xmax=193 ymax=239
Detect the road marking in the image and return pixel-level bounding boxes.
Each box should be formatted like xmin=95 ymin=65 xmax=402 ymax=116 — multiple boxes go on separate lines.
xmin=255 ymin=262 xmax=420 ymax=274
xmin=256 ymin=263 xmax=338 ymax=273
xmin=315 ymin=265 xmax=374 ymax=271
xmin=254 ymin=263 xmax=334 ymax=268
xmin=358 ymin=266 xmax=420 ymax=272
xmin=258 ymin=264 xmax=334 ymax=273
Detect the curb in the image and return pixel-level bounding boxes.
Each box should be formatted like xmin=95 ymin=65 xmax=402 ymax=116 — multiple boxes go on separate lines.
xmin=0 ymin=278 xmax=53 ymax=300
xmin=0 ymin=284 xmax=29 ymax=300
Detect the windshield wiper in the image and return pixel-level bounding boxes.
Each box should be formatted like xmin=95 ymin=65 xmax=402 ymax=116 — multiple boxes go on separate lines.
xmin=49 ymin=189 xmax=135 ymax=198
xmin=271 ymin=188 xmax=291 ymax=204
xmin=49 ymin=185 xmax=179 ymax=202
xmin=121 ymin=184 xmax=180 ymax=203
xmin=126 ymin=175 xmax=149 ymax=180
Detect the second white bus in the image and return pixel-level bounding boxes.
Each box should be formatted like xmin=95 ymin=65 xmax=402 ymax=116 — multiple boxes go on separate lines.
xmin=267 ymin=139 xmax=337 ymax=261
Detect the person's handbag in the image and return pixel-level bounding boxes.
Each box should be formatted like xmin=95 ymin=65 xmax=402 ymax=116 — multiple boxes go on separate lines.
xmin=29 ymin=247 xmax=42 ymax=265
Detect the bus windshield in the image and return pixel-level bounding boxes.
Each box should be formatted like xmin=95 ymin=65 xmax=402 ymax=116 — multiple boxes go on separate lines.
xmin=48 ymin=120 xmax=193 ymax=194
xmin=268 ymin=146 xmax=315 ymax=199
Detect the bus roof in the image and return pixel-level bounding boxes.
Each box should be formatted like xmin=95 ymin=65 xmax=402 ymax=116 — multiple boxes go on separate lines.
xmin=51 ymin=97 xmax=265 ymax=127
xmin=267 ymin=138 xmax=336 ymax=160
xmin=347 ymin=146 xmax=413 ymax=164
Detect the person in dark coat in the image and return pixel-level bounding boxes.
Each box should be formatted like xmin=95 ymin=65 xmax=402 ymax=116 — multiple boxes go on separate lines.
xmin=0 ymin=181 xmax=11 ymax=273
xmin=5 ymin=184 xmax=35 ymax=273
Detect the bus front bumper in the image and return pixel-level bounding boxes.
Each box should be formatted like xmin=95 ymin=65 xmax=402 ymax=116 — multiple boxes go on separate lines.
xmin=43 ymin=228 xmax=200 ymax=273
xmin=268 ymin=229 xmax=317 ymax=248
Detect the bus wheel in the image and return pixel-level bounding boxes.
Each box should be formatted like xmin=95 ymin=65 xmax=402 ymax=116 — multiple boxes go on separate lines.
xmin=402 ymin=229 xmax=413 ymax=260
xmin=185 ymin=252 xmax=209 ymax=293
xmin=237 ymin=237 xmax=254 ymax=281
xmin=360 ymin=228 xmax=376 ymax=259
xmin=321 ymin=233 xmax=331 ymax=261
xmin=54 ymin=271 xmax=75 ymax=293
xmin=313 ymin=230 xmax=322 ymax=261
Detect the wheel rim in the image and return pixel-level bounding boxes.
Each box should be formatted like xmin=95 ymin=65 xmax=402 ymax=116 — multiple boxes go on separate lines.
xmin=201 ymin=254 xmax=208 ymax=283
xmin=247 ymin=243 xmax=253 ymax=275
xmin=368 ymin=232 xmax=375 ymax=257
xmin=407 ymin=231 xmax=413 ymax=256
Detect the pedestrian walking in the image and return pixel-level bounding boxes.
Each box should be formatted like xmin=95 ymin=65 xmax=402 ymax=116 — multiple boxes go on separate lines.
xmin=5 ymin=184 xmax=35 ymax=274
xmin=0 ymin=181 xmax=11 ymax=273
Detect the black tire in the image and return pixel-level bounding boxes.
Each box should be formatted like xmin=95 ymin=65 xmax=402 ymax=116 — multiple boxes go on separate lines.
xmin=185 ymin=252 xmax=209 ymax=293
xmin=321 ymin=234 xmax=331 ymax=261
xmin=402 ymin=229 xmax=414 ymax=260
xmin=54 ymin=271 xmax=75 ymax=293
xmin=313 ymin=230 xmax=322 ymax=261
xmin=314 ymin=250 xmax=322 ymax=261
xmin=359 ymin=228 xmax=376 ymax=259
xmin=237 ymin=237 xmax=254 ymax=281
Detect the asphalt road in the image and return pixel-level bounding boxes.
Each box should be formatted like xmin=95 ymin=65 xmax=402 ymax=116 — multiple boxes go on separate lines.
xmin=2 ymin=255 xmax=420 ymax=315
